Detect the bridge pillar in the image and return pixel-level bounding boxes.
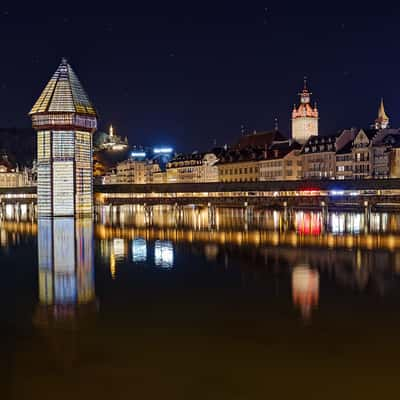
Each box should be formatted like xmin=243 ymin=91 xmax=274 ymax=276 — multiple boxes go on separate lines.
xmin=14 ymin=202 xmax=20 ymax=222
xmin=321 ymin=200 xmax=328 ymax=232
xmin=208 ymin=202 xmax=216 ymax=229
xmin=364 ymin=200 xmax=371 ymax=233
xmin=144 ymin=204 xmax=153 ymax=226
xmin=174 ymin=203 xmax=184 ymax=227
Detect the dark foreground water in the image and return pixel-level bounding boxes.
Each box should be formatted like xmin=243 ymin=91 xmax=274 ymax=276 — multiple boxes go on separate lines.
xmin=3 ymin=206 xmax=400 ymax=399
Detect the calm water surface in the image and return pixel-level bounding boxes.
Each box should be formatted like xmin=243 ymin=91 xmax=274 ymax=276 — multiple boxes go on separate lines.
xmin=3 ymin=206 xmax=400 ymax=399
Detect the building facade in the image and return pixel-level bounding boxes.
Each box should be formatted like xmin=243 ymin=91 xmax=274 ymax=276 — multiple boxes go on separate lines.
xmin=0 ymin=153 xmax=28 ymax=187
xmin=291 ymin=80 xmax=319 ymax=144
xmin=259 ymin=141 xmax=302 ymax=181
xmin=29 ymin=58 xmax=97 ymax=217
xmin=300 ymin=135 xmax=337 ymax=179
xmin=166 ymin=152 xmax=219 ymax=183
xmin=116 ymin=159 xmax=147 ymax=184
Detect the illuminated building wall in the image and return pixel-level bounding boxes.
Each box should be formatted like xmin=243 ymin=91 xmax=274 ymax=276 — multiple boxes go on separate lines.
xmin=29 ymin=58 xmax=97 ymax=217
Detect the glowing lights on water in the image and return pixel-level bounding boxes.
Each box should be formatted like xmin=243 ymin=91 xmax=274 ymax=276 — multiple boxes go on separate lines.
xmin=132 ymin=238 xmax=147 ymax=262
xmin=154 ymin=240 xmax=174 ymax=269
xmin=292 ymin=264 xmax=319 ymax=321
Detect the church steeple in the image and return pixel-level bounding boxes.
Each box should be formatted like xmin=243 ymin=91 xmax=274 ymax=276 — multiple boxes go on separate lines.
xmin=299 ymin=76 xmax=311 ymax=105
xmin=375 ymin=98 xmax=389 ymax=129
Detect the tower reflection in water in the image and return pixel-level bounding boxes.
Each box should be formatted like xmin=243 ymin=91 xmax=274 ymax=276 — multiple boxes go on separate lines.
xmin=292 ymin=264 xmax=319 ymax=321
xmin=35 ymin=218 xmax=96 ymax=324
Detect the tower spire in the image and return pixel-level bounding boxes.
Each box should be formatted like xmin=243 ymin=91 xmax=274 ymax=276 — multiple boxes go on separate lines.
xmin=375 ymin=98 xmax=389 ymax=129
xmin=274 ymin=117 xmax=279 ymax=131
xmin=303 ymin=76 xmax=308 ymax=91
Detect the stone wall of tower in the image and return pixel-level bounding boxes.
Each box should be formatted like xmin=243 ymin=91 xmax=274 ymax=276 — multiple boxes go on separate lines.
xmin=292 ymin=116 xmax=318 ymax=144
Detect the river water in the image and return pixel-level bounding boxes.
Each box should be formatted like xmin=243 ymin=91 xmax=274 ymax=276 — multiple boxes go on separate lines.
xmin=3 ymin=205 xmax=400 ymax=399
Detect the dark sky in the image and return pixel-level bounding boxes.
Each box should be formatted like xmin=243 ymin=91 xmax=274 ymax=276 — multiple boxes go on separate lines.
xmin=0 ymin=2 xmax=400 ymax=151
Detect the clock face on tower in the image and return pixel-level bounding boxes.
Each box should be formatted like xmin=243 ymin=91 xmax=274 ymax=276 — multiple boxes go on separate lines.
xmin=301 ymin=95 xmax=310 ymax=104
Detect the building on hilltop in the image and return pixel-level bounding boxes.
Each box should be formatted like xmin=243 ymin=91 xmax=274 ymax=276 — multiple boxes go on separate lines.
xmin=94 ymin=125 xmax=129 ymax=152
xmin=291 ymin=78 xmax=319 ymax=144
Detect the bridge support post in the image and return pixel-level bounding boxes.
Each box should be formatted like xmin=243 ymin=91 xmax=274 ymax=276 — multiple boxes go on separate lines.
xmin=364 ymin=200 xmax=371 ymax=233
xmin=208 ymin=202 xmax=216 ymax=229
xmin=14 ymin=202 xmax=20 ymax=222
xmin=144 ymin=204 xmax=153 ymax=226
xmin=321 ymin=200 xmax=328 ymax=232
xmin=283 ymin=201 xmax=288 ymax=224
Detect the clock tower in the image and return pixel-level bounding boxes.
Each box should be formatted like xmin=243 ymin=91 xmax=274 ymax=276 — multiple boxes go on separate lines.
xmin=291 ymin=78 xmax=318 ymax=144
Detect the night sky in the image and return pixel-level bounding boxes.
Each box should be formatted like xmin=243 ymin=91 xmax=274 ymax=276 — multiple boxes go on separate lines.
xmin=1 ymin=3 xmax=400 ymax=151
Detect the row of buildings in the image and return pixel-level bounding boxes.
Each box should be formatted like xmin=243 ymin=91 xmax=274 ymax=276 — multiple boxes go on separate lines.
xmin=102 ymin=81 xmax=399 ymax=184
xmin=103 ymin=126 xmax=400 ymax=185
xmin=0 ymin=74 xmax=396 ymax=187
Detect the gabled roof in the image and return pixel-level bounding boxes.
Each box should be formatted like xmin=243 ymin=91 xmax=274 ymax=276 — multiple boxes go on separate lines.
xmin=29 ymin=58 xmax=97 ymax=117
xmin=235 ymin=130 xmax=286 ymax=149
xmin=361 ymin=128 xmax=378 ymax=140
xmin=336 ymin=140 xmax=353 ymax=155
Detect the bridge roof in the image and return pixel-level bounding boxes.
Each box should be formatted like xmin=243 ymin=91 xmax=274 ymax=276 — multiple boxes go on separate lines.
xmin=95 ymin=179 xmax=400 ymax=193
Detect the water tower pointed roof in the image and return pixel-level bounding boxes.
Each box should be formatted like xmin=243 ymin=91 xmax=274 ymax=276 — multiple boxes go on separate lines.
xmin=29 ymin=58 xmax=97 ymax=117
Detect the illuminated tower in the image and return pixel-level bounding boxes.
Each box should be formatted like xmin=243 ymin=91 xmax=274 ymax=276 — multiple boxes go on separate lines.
xmin=375 ymin=98 xmax=389 ymax=130
xmin=29 ymin=58 xmax=97 ymax=217
xmin=291 ymin=78 xmax=319 ymax=144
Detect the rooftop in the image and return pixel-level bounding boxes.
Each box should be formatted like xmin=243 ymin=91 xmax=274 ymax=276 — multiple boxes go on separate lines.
xmin=29 ymin=58 xmax=97 ymax=117
xmin=235 ymin=130 xmax=286 ymax=149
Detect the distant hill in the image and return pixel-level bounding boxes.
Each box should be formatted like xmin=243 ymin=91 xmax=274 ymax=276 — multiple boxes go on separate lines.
xmin=0 ymin=128 xmax=35 ymax=166
xmin=94 ymin=148 xmax=131 ymax=171
xmin=0 ymin=128 xmax=130 ymax=170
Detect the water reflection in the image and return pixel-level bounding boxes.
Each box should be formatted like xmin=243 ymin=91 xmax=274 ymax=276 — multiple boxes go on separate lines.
xmin=97 ymin=204 xmax=400 ymax=235
xmin=154 ymin=240 xmax=174 ymax=269
xmin=292 ymin=264 xmax=319 ymax=321
xmin=132 ymin=238 xmax=147 ymax=262
xmin=95 ymin=205 xmax=400 ymax=320
xmin=35 ymin=218 xmax=96 ymax=324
